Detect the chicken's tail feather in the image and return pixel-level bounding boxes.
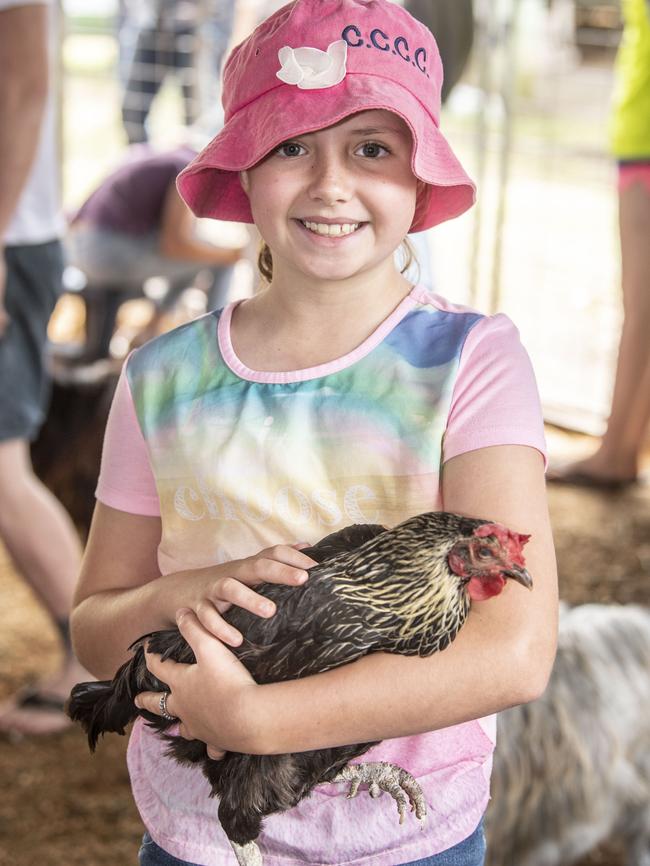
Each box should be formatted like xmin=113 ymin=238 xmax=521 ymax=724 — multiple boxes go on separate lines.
xmin=67 ymin=676 xmax=138 ymax=750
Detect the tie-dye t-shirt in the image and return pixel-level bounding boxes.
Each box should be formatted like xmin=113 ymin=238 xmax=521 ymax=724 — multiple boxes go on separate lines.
xmin=96 ymin=284 xmax=546 ymax=866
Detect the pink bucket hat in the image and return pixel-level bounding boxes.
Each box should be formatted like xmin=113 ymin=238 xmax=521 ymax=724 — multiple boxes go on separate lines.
xmin=177 ymin=0 xmax=476 ymax=233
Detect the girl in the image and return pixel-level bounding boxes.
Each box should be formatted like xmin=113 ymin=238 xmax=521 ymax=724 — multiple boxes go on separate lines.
xmin=71 ymin=1 xmax=558 ymax=864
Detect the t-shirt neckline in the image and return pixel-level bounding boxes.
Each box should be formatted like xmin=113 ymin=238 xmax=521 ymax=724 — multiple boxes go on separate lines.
xmin=217 ymin=284 xmax=428 ymax=384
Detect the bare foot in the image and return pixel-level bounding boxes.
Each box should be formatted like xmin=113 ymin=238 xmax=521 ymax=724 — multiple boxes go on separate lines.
xmin=0 ymin=657 xmax=94 ymax=736
xmin=547 ymin=452 xmax=639 ymax=489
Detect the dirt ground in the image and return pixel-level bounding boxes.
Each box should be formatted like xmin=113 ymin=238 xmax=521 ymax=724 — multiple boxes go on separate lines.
xmin=0 ymin=423 xmax=648 ymax=866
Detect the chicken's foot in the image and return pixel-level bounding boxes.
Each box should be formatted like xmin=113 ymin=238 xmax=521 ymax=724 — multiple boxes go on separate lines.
xmin=230 ymin=840 xmax=263 ymax=866
xmin=331 ymin=761 xmax=427 ymax=826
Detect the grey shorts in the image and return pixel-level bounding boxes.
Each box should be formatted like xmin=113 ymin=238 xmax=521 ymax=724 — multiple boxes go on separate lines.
xmin=0 ymin=240 xmax=63 ymax=442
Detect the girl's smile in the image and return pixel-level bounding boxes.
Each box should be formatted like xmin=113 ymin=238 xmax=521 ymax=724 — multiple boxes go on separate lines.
xmin=240 ymin=109 xmax=418 ymax=287
xmin=293 ymin=217 xmax=366 ymax=242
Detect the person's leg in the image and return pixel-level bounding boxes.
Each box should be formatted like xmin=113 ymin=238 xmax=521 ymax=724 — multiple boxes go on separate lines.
xmin=0 ymin=241 xmax=89 ymax=734
xmin=171 ymin=26 xmax=199 ymax=128
xmin=121 ymin=26 xmax=163 ymax=145
xmin=549 ymin=169 xmax=650 ymax=486
xmin=596 ymin=174 xmax=650 ymax=475
xmin=0 ymin=438 xmax=86 ymax=733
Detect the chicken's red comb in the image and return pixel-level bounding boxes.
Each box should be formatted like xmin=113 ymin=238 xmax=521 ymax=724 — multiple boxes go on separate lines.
xmin=473 ymin=523 xmax=530 ymax=567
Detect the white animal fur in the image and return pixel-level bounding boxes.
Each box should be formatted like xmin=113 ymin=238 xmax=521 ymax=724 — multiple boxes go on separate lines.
xmin=485 ymin=603 xmax=650 ymax=866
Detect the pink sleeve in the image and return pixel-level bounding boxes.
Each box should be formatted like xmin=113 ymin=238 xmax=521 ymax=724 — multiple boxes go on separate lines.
xmin=95 ymin=362 xmax=161 ymax=516
xmin=443 ymin=314 xmax=547 ymax=466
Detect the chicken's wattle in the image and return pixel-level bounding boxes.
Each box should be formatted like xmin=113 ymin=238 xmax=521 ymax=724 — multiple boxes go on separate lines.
xmin=467 ymin=575 xmax=506 ymax=601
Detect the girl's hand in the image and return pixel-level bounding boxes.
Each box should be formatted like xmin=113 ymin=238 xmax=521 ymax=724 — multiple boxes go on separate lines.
xmin=189 ymin=543 xmax=316 ymax=647
xmin=134 ymin=609 xmax=259 ymax=759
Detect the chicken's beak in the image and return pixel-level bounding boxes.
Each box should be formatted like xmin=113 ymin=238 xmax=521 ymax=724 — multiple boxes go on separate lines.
xmin=504 ymin=566 xmax=533 ymax=590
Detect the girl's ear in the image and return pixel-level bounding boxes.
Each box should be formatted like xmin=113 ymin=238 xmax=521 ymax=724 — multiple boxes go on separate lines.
xmin=240 ymin=170 xmax=250 ymax=194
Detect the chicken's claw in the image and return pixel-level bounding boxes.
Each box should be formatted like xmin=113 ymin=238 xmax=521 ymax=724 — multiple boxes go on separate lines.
xmin=331 ymin=761 xmax=427 ymax=826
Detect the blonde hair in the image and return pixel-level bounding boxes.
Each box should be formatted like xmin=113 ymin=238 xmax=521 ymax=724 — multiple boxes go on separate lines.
xmin=257 ymin=236 xmax=419 ymax=283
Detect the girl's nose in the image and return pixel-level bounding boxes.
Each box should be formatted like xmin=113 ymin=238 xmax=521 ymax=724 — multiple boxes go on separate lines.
xmin=307 ymin=154 xmax=352 ymax=205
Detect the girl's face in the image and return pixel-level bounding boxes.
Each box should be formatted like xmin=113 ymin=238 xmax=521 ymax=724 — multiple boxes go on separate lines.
xmin=240 ymin=110 xmax=418 ymax=286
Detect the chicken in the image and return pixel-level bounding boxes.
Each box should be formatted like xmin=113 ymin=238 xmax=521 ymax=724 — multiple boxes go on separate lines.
xmin=68 ymin=510 xmax=532 ymax=866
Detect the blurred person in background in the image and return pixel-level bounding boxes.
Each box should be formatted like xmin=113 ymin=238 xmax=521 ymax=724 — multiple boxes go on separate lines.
xmin=0 ymin=0 xmax=90 ymax=735
xmin=549 ymin=0 xmax=650 ymax=490
xmin=67 ymin=141 xmax=245 ymax=347
xmin=119 ymin=0 xmax=236 ymax=144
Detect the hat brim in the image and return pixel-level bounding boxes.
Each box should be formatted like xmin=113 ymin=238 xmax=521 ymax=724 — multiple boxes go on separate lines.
xmin=177 ymin=75 xmax=475 ymax=233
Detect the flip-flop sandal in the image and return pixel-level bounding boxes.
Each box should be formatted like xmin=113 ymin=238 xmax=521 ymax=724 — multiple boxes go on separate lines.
xmin=546 ymin=468 xmax=639 ymax=492
xmin=13 ymin=686 xmax=67 ymax=714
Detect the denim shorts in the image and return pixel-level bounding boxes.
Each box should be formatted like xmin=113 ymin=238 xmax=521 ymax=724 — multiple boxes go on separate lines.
xmin=0 ymin=240 xmax=63 ymax=441
xmin=399 ymin=822 xmax=486 ymax=866
xmin=138 ymin=821 xmax=486 ymax=866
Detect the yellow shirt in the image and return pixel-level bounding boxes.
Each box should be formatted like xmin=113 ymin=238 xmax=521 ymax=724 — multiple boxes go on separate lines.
xmin=610 ymin=0 xmax=650 ymax=158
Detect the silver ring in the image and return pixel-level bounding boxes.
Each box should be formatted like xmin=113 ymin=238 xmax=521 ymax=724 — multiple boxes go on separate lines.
xmin=159 ymin=691 xmax=177 ymax=722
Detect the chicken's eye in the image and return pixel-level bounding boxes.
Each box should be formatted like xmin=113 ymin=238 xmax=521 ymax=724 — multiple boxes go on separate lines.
xmin=477 ymin=546 xmax=493 ymax=559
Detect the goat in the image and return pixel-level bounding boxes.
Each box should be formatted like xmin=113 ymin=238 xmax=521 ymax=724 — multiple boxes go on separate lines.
xmin=485 ymin=603 xmax=650 ymax=866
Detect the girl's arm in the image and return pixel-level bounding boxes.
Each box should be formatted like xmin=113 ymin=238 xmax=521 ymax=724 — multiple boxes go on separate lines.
xmin=139 ymin=443 xmax=558 ymax=754
xmin=70 ymin=502 xmax=315 ymax=680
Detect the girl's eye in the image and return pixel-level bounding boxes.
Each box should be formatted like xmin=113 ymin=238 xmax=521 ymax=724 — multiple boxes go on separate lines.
xmin=357 ymin=141 xmax=389 ymax=158
xmin=276 ymin=142 xmax=305 ymax=158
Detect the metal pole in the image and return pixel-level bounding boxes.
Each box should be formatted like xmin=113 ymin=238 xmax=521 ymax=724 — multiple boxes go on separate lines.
xmin=488 ymin=0 xmax=520 ymax=314
xmin=468 ymin=0 xmax=494 ymax=308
